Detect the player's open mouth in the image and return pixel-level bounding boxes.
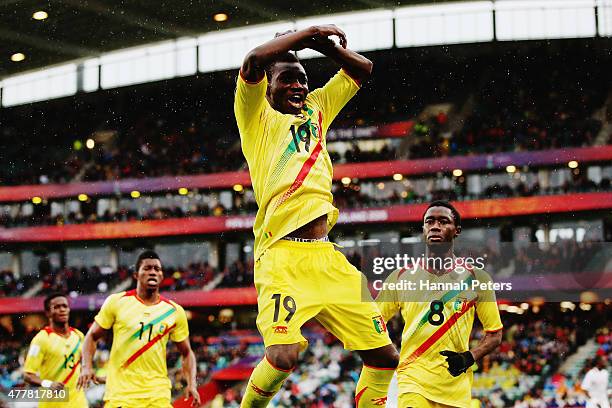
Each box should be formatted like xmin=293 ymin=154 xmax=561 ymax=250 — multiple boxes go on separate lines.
xmin=288 ymin=94 xmax=304 ymax=108
xmin=428 ymin=235 xmax=443 ymax=242
xmin=147 ymin=278 xmax=158 ymax=284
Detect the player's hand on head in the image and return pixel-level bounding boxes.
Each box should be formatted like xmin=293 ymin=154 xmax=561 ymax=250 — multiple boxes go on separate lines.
xmin=185 ymin=384 xmax=201 ymax=407
xmin=310 ymin=24 xmax=347 ymax=48
xmin=302 ymin=36 xmax=337 ymax=53
xmin=275 ymin=29 xmax=296 ymax=38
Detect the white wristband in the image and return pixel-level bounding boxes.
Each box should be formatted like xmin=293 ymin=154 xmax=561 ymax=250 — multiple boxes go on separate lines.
xmin=41 ymin=379 xmax=53 ymax=388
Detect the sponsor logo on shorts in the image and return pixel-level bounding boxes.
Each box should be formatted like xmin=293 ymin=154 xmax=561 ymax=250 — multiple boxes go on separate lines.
xmin=273 ymin=325 xmax=288 ymax=334
xmin=372 ymin=315 xmax=387 ymax=334
xmin=372 ymin=396 xmax=387 ymax=405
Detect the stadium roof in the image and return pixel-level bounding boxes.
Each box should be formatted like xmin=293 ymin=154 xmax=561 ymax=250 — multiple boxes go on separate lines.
xmin=0 ymin=0 xmax=445 ymax=77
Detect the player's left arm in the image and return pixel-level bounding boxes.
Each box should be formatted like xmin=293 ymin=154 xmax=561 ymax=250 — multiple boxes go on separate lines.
xmin=175 ymin=339 xmax=201 ymax=407
xmin=470 ymin=270 xmax=503 ymax=361
xmin=441 ymin=270 xmax=503 ymax=376
xmin=469 ymin=329 xmax=502 ymax=361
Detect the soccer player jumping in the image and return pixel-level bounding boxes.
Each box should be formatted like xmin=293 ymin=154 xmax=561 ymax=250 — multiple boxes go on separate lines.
xmin=235 ymin=25 xmax=399 ymax=407
xmin=377 ymin=201 xmax=503 ymax=407
xmin=77 ymin=251 xmax=201 ymax=408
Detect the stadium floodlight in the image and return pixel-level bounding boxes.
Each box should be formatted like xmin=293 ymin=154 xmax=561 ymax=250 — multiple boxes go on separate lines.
xmin=213 ymin=13 xmax=228 ymax=22
xmin=10 ymin=53 xmax=25 ymax=62
xmin=32 ymin=11 xmax=48 ymax=20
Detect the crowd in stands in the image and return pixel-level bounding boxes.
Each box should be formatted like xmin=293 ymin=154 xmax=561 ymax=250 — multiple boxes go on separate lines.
xmin=0 ymin=258 xmax=254 ymax=297
xmin=408 ymin=59 xmax=608 ymax=159
xmin=334 ymin=174 xmax=610 ymax=211
xmin=1 ymin=46 xmax=609 ymax=187
xmin=0 ymin=303 xmax=608 ymax=406
xmin=1 ymin=170 xmax=608 ymax=230
xmin=1 ymin=236 xmax=605 ymax=298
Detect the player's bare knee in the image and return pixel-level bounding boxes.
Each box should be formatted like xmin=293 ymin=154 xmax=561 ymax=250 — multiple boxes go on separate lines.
xmin=265 ymin=344 xmax=300 ymax=371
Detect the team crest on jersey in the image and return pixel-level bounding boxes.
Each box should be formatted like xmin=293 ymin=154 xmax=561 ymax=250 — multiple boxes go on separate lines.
xmin=158 ymin=323 xmax=167 ymax=334
xmin=372 ymin=315 xmax=387 ymax=334
xmin=273 ymin=326 xmax=288 ymax=334
xmin=453 ymin=298 xmax=465 ymax=312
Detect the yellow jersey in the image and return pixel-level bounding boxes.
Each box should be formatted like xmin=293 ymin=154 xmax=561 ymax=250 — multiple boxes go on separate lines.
xmin=377 ymin=265 xmax=503 ymax=408
xmin=24 ymin=326 xmax=88 ymax=407
xmin=94 ymin=290 xmax=189 ymax=404
xmin=234 ymin=69 xmax=360 ymax=260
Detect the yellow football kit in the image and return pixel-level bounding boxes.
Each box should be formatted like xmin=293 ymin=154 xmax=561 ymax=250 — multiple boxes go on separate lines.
xmin=94 ymin=290 xmax=189 ymax=407
xmin=377 ymin=265 xmax=503 ymax=408
xmin=235 ymin=70 xmax=391 ymax=351
xmin=24 ymin=326 xmax=88 ymax=407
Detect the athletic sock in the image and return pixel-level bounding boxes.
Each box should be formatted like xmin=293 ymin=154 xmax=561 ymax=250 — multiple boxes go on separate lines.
xmin=240 ymin=357 xmax=292 ymax=407
xmin=355 ymin=364 xmax=395 ymax=407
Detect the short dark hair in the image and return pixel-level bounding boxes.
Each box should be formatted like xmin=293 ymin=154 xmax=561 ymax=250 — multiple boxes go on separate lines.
xmin=135 ymin=250 xmax=161 ymax=271
xmin=424 ymin=200 xmax=461 ymax=227
xmin=44 ymin=292 xmax=67 ymax=311
xmin=265 ymin=52 xmax=301 ymax=79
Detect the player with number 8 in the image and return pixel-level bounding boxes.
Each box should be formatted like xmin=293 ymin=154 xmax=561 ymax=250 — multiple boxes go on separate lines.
xmin=376 ymin=201 xmax=503 ymax=408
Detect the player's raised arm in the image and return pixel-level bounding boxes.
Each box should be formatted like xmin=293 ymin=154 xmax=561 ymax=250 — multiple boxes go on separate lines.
xmin=240 ymin=25 xmax=347 ymax=82
xmin=77 ymin=321 xmax=107 ymax=389
xmin=175 ymin=339 xmax=201 ymax=407
xmin=306 ymin=28 xmax=373 ymax=85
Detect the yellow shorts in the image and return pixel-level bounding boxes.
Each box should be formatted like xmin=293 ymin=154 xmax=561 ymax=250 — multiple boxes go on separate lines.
xmin=398 ymin=393 xmax=458 ymax=408
xmin=104 ymin=398 xmax=171 ymax=408
xmin=39 ymin=390 xmax=88 ymax=408
xmin=255 ymin=240 xmax=392 ymax=351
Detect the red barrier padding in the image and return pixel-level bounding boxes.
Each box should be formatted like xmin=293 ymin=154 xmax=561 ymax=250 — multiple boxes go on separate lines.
xmin=0 ymin=192 xmax=610 ymax=243
xmin=0 ymin=145 xmax=610 ymax=202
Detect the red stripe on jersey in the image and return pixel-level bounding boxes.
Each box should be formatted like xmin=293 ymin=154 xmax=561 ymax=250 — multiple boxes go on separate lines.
xmin=275 ymin=138 xmax=323 ymax=208
xmin=355 ymin=386 xmax=368 ymax=407
xmin=62 ymin=358 xmax=81 ymax=385
xmin=121 ymin=323 xmax=176 ymax=369
xmin=398 ymin=299 xmax=476 ymax=370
